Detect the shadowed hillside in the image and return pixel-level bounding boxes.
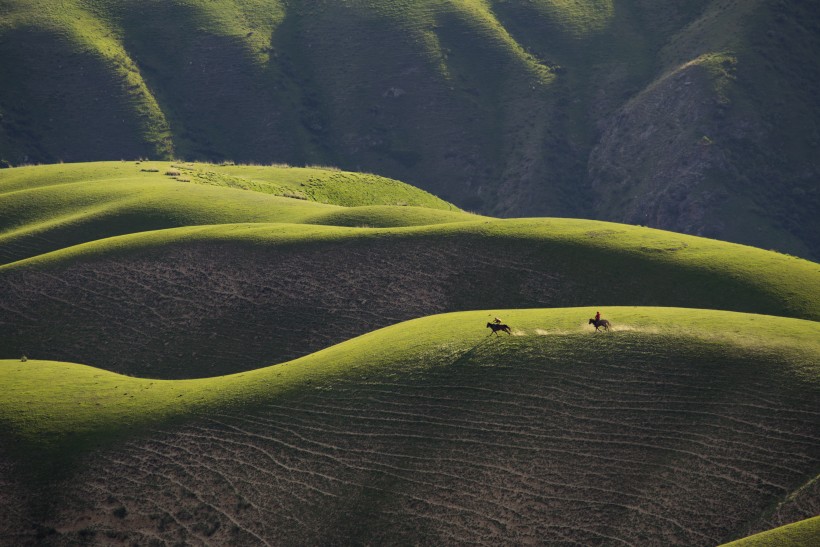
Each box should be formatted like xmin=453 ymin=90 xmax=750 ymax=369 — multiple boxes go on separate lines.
xmin=0 ymin=309 xmax=818 ymax=545
xmin=1 ymin=1 xmax=818 ymax=258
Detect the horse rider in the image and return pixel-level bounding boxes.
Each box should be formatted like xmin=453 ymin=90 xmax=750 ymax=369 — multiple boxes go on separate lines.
xmin=595 ymin=311 xmax=601 ymax=322
xmin=493 ymin=317 xmax=503 ymax=324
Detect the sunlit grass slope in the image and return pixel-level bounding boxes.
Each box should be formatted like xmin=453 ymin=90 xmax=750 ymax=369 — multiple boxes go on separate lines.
xmin=0 ymin=161 xmax=468 ymax=263
xmin=720 ymin=516 xmax=820 ymax=546
xmin=0 ymin=307 xmax=817 ymax=544
xmin=1 ymin=306 xmax=817 ymax=458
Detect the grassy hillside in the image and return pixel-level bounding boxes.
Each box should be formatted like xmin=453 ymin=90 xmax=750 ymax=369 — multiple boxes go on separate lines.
xmin=1 ymin=308 xmax=818 ymax=544
xmin=1 ymin=1 xmax=818 ymax=258
xmin=720 ymin=516 xmax=820 ymax=546
xmin=0 ymin=161 xmax=468 ymax=263
xmin=2 ymin=215 xmax=819 ymax=378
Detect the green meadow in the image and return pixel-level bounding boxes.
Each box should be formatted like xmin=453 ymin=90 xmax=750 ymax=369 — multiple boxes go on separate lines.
xmin=0 ymin=161 xmax=818 ymax=544
xmin=2 ymin=306 xmax=818 ymax=461
xmin=4 ymin=214 xmax=819 ymax=322
xmin=0 ymin=0 xmax=818 ymax=541
xmin=2 ymin=1 xmax=819 ymax=259
xmin=0 ymin=161 xmax=468 ymax=263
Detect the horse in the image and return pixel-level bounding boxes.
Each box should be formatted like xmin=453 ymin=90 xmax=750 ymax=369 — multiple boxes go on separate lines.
xmin=487 ymin=322 xmax=512 ymax=336
xmin=589 ymin=318 xmax=611 ymax=331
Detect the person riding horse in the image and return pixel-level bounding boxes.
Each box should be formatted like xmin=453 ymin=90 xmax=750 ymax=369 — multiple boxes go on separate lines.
xmin=589 ymin=317 xmax=611 ymax=331
xmin=487 ymin=322 xmax=512 ymax=336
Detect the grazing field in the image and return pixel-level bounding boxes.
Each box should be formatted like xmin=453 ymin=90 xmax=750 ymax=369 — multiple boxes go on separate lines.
xmin=0 ymin=308 xmax=818 ymax=545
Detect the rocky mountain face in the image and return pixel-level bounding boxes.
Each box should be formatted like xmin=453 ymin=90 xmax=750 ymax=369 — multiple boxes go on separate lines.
xmin=0 ymin=0 xmax=817 ymax=258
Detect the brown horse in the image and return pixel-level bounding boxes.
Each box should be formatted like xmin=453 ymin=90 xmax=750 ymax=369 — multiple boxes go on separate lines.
xmin=589 ymin=318 xmax=611 ymax=331
xmin=487 ymin=322 xmax=512 ymax=336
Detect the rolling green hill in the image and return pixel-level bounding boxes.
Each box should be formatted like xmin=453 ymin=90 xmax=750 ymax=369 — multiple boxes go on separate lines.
xmin=0 ymin=161 xmax=468 ymax=263
xmin=0 ymin=160 xmax=817 ymax=544
xmin=2 ymin=213 xmax=819 ymax=378
xmin=1 ymin=308 xmax=818 ymax=544
xmin=1 ymin=1 xmax=818 ymax=258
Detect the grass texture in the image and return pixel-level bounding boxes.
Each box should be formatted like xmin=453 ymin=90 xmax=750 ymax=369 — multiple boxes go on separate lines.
xmin=720 ymin=516 xmax=820 ymax=546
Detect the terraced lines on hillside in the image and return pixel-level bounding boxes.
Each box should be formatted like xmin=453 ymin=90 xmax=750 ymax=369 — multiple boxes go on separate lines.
xmin=1 ymin=309 xmax=817 ymax=545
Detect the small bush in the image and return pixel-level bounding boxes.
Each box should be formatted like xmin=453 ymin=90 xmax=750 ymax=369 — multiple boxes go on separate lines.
xmin=165 ymin=169 xmax=181 ymax=176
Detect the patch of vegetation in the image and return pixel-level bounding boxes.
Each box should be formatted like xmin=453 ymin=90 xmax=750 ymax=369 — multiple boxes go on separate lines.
xmin=719 ymin=516 xmax=820 ymax=546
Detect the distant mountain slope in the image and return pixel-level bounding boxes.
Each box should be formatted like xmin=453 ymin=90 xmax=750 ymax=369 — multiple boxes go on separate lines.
xmin=1 ymin=308 xmax=818 ymax=545
xmin=3 ymin=216 xmax=818 ymax=378
xmin=1 ymin=1 xmax=817 ymax=258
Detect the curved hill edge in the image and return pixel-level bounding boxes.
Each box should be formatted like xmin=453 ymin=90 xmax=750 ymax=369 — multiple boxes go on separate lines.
xmin=0 ymin=161 xmax=459 ymax=209
xmin=718 ymin=515 xmax=820 ymax=546
xmin=0 ymin=161 xmax=473 ymax=263
xmin=2 ymin=306 xmax=818 ymax=452
xmin=2 ymin=217 xmax=818 ymax=322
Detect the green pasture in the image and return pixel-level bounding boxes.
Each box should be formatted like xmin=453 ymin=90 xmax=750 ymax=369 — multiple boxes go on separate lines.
xmin=0 ymin=161 xmax=456 ymax=208
xmin=1 ymin=307 xmax=818 ymax=466
xmin=0 ymin=161 xmax=469 ymax=263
